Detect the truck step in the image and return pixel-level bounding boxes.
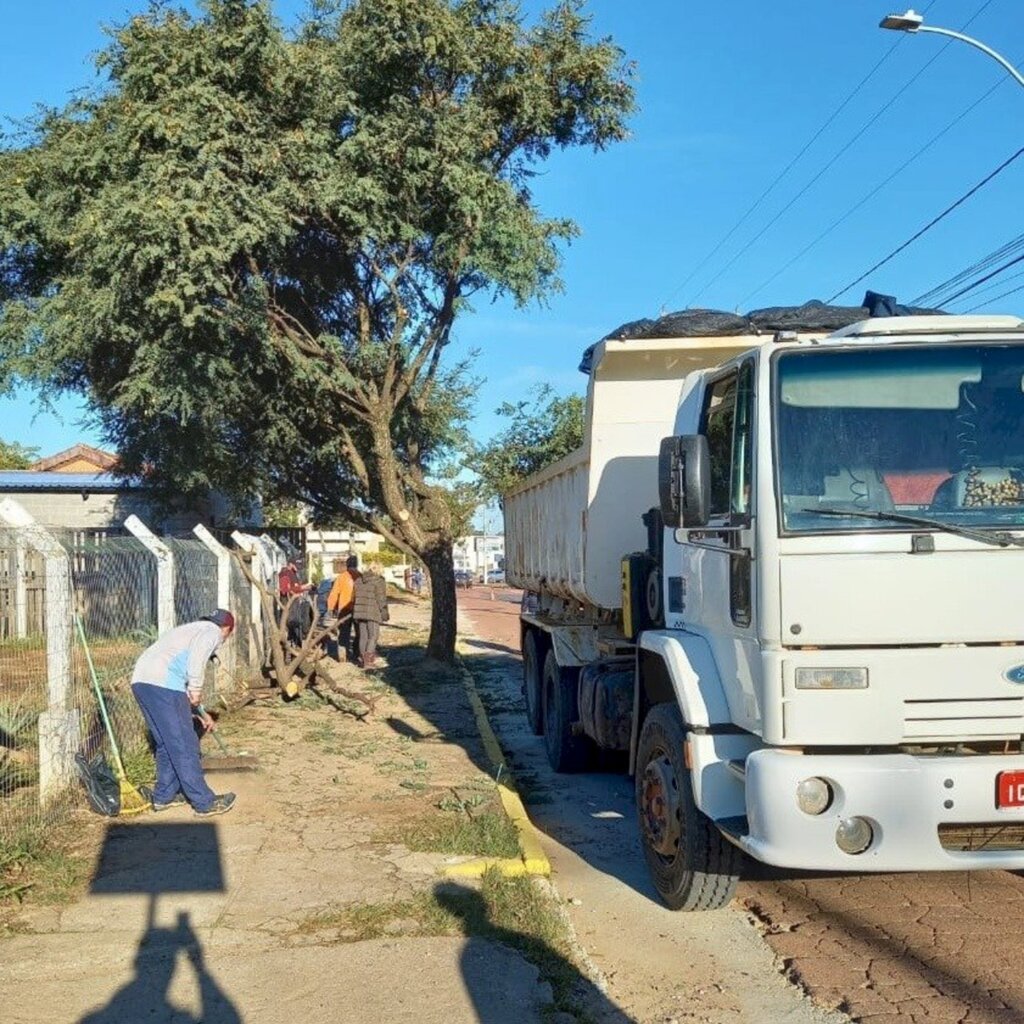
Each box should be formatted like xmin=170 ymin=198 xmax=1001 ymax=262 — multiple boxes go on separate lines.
xmin=725 ymin=758 xmax=746 ymax=781
xmin=715 ymin=815 xmax=749 ymax=844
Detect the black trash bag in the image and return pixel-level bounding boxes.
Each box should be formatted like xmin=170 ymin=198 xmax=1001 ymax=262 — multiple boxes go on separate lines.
xmin=74 ymin=750 xmax=120 ymax=817
xmin=603 ymin=317 xmax=657 ymax=341
xmin=644 ymin=309 xmax=752 ymax=338
xmin=748 ymin=300 xmax=868 ymax=332
xmin=862 ymin=290 xmax=945 ymax=318
xmin=579 ymin=318 xmax=656 ymax=373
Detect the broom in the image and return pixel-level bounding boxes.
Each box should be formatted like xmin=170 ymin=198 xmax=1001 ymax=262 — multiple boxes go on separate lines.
xmin=194 ymin=704 xmax=259 ymax=772
xmin=74 ymin=614 xmax=150 ymax=816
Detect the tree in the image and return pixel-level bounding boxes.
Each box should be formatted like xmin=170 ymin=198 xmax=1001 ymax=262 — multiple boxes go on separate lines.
xmin=0 ymin=0 xmax=633 ymax=660
xmin=0 ymin=439 xmax=38 ymax=470
xmin=476 ymin=384 xmax=585 ymax=500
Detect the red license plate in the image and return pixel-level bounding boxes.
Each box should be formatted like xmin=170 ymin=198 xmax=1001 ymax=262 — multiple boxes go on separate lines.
xmin=997 ymin=770 xmax=1024 ymax=808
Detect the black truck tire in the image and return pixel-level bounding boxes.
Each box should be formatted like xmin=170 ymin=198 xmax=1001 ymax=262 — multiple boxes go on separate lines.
xmin=542 ymin=650 xmax=591 ymax=773
xmin=635 ymin=703 xmax=740 ymax=911
xmin=522 ymin=629 xmax=544 ymax=736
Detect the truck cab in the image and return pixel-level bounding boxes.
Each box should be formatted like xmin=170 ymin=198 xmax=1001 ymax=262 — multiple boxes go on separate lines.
xmin=507 ymin=315 xmax=1024 ymax=910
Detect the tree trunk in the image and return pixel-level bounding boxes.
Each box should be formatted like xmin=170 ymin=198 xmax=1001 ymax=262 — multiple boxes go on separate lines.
xmin=423 ymin=541 xmax=457 ymax=662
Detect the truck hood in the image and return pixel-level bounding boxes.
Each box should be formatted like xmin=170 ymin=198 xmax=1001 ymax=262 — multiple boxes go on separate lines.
xmin=779 ymin=545 xmax=1024 ymax=646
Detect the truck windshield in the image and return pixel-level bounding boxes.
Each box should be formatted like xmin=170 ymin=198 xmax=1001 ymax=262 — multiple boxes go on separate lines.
xmin=775 ymin=343 xmax=1024 ymax=534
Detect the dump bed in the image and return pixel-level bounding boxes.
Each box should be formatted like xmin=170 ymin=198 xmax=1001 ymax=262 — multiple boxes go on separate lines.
xmin=504 ymin=335 xmax=766 ymax=610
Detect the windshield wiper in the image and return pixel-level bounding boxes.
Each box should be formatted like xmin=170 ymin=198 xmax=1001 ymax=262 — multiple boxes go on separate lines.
xmin=803 ymin=507 xmax=1024 ymax=548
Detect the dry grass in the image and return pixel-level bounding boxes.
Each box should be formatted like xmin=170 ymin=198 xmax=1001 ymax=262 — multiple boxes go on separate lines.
xmin=298 ymin=870 xmax=586 ymax=1017
xmin=0 ymin=820 xmax=89 ymax=912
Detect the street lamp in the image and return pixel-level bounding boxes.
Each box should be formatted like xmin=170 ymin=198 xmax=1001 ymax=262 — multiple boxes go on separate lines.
xmin=879 ymin=9 xmax=1024 ymax=90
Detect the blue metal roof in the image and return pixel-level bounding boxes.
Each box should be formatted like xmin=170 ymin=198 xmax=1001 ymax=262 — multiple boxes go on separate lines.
xmin=0 ymin=471 xmax=139 ymax=491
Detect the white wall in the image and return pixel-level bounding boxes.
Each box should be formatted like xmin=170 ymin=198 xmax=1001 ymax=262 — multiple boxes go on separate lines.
xmin=1 ymin=490 xmax=206 ymax=535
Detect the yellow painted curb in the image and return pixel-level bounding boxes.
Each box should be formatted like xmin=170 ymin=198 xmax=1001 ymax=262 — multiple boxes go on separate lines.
xmin=447 ymin=645 xmax=551 ymax=879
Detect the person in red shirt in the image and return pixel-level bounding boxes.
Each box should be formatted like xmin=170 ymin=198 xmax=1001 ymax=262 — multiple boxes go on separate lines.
xmin=278 ymin=559 xmax=312 ymax=646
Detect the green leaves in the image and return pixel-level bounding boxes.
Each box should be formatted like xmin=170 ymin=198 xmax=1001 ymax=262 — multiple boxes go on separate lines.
xmin=0 ymin=0 xmax=631 ymax=613
xmin=475 ymin=383 xmax=585 ymax=500
xmin=0 ymin=439 xmax=39 ymax=470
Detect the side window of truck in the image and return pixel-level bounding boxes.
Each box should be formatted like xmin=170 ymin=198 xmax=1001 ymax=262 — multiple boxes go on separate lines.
xmin=702 ymin=363 xmax=754 ymax=523
xmin=702 ymin=374 xmax=737 ymax=518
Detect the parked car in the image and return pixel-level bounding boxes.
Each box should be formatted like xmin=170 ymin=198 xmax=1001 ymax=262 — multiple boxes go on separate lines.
xmin=486 ymin=569 xmax=505 ymax=584
xmin=454 ymin=569 xmax=474 ymax=588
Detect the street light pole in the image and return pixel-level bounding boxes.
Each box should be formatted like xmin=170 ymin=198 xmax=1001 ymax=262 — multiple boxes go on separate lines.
xmin=879 ymin=9 xmax=1024 ymax=90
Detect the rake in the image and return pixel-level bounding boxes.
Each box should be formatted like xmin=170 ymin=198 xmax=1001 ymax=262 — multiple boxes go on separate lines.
xmin=74 ymin=614 xmax=150 ymax=816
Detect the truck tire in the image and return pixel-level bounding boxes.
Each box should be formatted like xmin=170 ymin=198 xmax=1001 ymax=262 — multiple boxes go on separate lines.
xmin=522 ymin=629 xmax=544 ymax=736
xmin=542 ymin=650 xmax=591 ymax=773
xmin=635 ymin=703 xmax=740 ymax=911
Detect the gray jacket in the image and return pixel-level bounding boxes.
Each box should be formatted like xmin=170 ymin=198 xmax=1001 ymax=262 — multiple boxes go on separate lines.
xmin=352 ymin=572 xmax=388 ymax=623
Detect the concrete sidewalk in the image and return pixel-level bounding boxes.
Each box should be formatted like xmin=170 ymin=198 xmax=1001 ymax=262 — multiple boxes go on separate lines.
xmin=0 ymin=597 xmax=594 ymax=1024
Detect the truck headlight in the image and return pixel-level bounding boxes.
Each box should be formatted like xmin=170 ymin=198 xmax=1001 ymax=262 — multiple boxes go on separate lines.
xmin=795 ymin=667 xmax=868 ymax=690
xmin=796 ymin=777 xmax=833 ymax=815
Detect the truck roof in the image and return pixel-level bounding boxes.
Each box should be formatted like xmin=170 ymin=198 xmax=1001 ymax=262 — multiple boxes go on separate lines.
xmin=826 ymin=315 xmax=1024 ymax=339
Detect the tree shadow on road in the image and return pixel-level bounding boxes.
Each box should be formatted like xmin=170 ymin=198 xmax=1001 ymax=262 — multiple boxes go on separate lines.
xmin=460 ymin=636 xmax=520 ymax=657
xmin=743 ymin=874 xmax=1024 ymax=1023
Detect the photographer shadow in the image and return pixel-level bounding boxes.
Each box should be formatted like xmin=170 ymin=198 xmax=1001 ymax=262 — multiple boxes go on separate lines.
xmin=79 ymin=822 xmax=240 ymax=1024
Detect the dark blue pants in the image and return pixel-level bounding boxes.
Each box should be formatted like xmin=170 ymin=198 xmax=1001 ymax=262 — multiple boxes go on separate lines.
xmin=131 ymin=683 xmax=215 ymax=812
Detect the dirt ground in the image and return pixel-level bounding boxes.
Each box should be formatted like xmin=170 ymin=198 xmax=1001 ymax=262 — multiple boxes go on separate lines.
xmin=0 ymin=594 xmax=613 ymax=1023
xmin=458 ymin=587 xmax=1024 ymax=1024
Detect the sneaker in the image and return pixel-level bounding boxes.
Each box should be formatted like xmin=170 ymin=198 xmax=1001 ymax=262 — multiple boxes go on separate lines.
xmin=194 ymin=793 xmax=236 ymax=817
xmin=152 ymin=794 xmax=187 ymax=812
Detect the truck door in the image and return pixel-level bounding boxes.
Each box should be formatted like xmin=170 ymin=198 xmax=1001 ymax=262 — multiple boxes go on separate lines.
xmin=678 ymin=358 xmax=761 ymax=731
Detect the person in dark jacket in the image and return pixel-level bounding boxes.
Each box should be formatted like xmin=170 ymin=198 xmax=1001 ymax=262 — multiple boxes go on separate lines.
xmin=352 ymin=562 xmax=389 ymax=668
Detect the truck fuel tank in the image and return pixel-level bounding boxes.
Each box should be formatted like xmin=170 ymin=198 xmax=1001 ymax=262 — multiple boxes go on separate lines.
xmin=579 ymin=660 xmax=634 ymax=751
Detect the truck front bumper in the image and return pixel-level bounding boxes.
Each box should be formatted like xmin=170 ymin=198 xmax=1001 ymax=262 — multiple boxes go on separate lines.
xmin=740 ymin=748 xmax=1024 ymax=871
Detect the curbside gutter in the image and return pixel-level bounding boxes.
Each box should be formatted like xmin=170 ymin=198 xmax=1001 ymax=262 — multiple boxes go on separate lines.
xmin=443 ymin=644 xmax=551 ymax=880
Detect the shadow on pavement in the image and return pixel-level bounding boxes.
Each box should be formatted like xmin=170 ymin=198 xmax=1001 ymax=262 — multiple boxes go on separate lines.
xmin=80 ymin=823 xmax=240 ymax=1024
xmin=460 ymin=636 xmax=520 ymax=657
xmin=435 ymin=882 xmax=638 ymax=1024
xmin=744 ymin=876 xmax=1024 ymax=1023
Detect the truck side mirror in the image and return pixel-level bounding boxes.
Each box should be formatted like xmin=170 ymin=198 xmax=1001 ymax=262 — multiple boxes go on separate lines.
xmin=658 ymin=435 xmax=710 ymax=529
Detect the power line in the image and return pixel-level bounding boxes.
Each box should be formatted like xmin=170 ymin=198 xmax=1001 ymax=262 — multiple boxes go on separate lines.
xmin=948 ymin=265 xmax=1024 ymax=308
xmin=658 ymin=26 xmax=914 ymax=309
xmin=825 ymin=144 xmax=1024 ymax=303
xmin=687 ymin=0 xmax=995 ymax=308
xmin=738 ymin=71 xmax=1007 ymax=306
xmin=913 ymin=230 xmax=1024 ymax=307
xmin=940 ymin=250 xmax=1024 ymax=307
xmin=962 ymin=279 xmax=1024 ymax=312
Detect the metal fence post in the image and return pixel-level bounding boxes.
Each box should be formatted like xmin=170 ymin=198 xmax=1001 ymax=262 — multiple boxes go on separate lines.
xmin=0 ymin=499 xmax=80 ymax=803
xmin=124 ymin=514 xmax=174 ymax=635
xmin=192 ymin=524 xmax=235 ymax=688
xmin=231 ymin=531 xmax=265 ymax=667
xmin=13 ymin=538 xmax=28 ymax=638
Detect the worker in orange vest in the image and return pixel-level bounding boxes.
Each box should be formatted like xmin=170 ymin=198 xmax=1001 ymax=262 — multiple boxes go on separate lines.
xmin=327 ymin=554 xmax=361 ymax=660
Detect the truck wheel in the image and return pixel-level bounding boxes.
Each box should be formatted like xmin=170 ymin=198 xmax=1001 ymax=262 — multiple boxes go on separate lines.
xmin=635 ymin=703 xmax=740 ymax=911
xmin=522 ymin=630 xmax=544 ymax=735
xmin=542 ymin=650 xmax=591 ymax=773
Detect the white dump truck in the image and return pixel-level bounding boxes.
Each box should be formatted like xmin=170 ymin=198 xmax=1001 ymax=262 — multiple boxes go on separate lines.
xmin=505 ymin=314 xmax=1024 ymax=910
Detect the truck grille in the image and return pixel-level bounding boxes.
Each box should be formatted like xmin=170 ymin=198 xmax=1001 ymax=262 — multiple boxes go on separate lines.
xmin=903 ymin=697 xmax=1024 ymax=740
xmin=938 ymin=822 xmax=1024 ymax=852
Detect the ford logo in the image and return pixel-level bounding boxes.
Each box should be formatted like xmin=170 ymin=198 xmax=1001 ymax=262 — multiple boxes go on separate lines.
xmin=1006 ymin=664 xmax=1024 ymax=684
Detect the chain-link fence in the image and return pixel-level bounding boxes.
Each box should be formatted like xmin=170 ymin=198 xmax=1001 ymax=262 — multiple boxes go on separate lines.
xmin=0 ymin=522 xmax=262 ymax=841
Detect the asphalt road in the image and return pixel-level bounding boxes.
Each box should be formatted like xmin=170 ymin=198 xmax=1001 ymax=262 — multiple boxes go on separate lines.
xmin=457 ymin=588 xmax=1024 ymax=1024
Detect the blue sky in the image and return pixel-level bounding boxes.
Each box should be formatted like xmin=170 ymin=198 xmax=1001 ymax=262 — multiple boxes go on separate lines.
xmin=2 ymin=0 xmax=1023 ymax=458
